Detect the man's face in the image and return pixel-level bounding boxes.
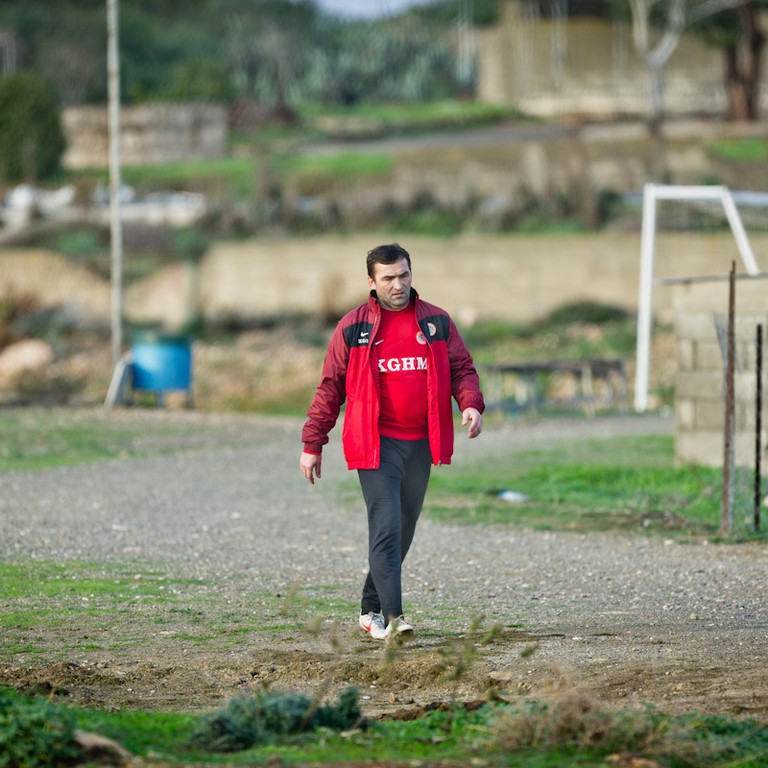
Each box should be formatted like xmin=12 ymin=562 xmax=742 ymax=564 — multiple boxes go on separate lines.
xmin=368 ymin=257 xmax=412 ymax=311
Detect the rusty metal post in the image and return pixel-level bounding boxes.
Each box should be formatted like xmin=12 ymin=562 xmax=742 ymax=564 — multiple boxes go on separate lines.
xmin=755 ymin=323 xmax=763 ymax=533
xmin=721 ymin=262 xmax=736 ymax=538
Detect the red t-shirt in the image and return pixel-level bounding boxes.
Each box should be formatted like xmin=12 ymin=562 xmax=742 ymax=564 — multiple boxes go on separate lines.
xmin=375 ymin=306 xmax=429 ymax=440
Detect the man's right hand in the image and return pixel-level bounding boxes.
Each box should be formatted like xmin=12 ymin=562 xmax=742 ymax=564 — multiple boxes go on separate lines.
xmin=300 ymin=451 xmax=322 ymax=484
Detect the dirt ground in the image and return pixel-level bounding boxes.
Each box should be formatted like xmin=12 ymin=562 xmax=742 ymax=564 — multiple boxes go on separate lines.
xmin=3 ymin=593 xmax=768 ymax=729
xmin=6 ymin=627 xmax=768 ymax=723
xmin=2 ymin=410 xmax=767 ymax=727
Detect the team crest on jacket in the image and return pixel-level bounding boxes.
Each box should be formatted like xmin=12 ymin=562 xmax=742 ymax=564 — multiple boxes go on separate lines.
xmin=427 ymin=322 xmax=437 ymax=336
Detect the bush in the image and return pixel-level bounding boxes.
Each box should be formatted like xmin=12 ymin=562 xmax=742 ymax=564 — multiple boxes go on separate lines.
xmin=191 ymin=687 xmax=362 ymax=752
xmin=0 ymin=687 xmax=82 ymax=767
xmin=52 ymin=228 xmax=105 ymax=259
xmin=544 ymin=300 xmax=629 ymax=327
xmin=493 ymin=694 xmax=657 ymax=753
xmin=0 ymin=71 xmax=66 ymax=183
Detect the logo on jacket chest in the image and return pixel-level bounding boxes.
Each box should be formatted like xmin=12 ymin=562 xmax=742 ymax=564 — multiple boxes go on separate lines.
xmin=377 ymin=356 xmax=428 ymax=373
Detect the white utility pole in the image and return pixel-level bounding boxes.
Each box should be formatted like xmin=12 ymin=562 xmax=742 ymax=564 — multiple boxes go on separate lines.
xmin=107 ymin=0 xmax=124 ymax=366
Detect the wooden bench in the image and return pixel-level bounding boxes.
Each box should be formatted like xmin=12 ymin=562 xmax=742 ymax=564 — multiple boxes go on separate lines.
xmin=479 ymin=358 xmax=628 ymax=417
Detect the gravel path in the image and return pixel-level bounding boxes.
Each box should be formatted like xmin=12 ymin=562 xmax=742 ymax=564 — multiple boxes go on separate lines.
xmin=2 ymin=409 xmax=768 ymax=718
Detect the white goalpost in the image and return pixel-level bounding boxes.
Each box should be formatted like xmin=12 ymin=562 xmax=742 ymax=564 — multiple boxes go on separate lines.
xmin=634 ymin=183 xmax=762 ymax=413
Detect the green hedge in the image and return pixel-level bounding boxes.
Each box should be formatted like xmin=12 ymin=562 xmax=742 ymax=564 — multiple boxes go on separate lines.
xmin=0 ymin=71 xmax=65 ymax=182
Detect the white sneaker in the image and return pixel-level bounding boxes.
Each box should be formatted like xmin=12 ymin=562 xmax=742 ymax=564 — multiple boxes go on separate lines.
xmin=359 ymin=611 xmax=386 ymax=640
xmin=385 ymin=616 xmax=414 ymax=645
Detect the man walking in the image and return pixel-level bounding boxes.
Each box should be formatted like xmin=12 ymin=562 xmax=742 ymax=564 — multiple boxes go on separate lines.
xmin=300 ymin=243 xmax=484 ymax=644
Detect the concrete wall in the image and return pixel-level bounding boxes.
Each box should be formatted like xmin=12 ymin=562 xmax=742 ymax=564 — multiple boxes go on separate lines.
xmin=5 ymin=232 xmax=766 ymax=331
xmin=157 ymin=231 xmax=768 ymax=328
xmin=673 ymin=278 xmax=768 ymax=468
xmin=477 ymin=2 xmax=768 ymax=119
xmin=62 ymin=103 xmax=227 ymax=169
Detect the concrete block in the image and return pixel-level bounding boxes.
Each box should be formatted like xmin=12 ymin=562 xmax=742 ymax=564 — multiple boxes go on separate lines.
xmin=678 ymin=339 xmax=695 ymax=371
xmin=735 ymin=408 xmax=754 ymax=432
xmin=696 ymin=400 xmax=725 ymax=430
xmin=698 ymin=336 xmax=767 ymax=374
xmin=734 ymin=371 xmax=757 ymax=402
xmin=673 ymin=284 xmax=730 ymax=315
xmin=734 ymin=343 xmax=755 ymax=372
xmin=677 ymin=430 xmax=759 ymax=469
xmin=675 ymin=430 xmax=724 ymax=468
xmin=695 ymin=341 xmax=725 ymax=371
xmin=734 ymin=315 xmax=768 ymax=337
xmin=732 ymin=282 xmax=768 ymax=314
xmin=733 ymin=431 xmax=763 ymax=467
xmin=671 ymin=278 xmax=768 ymax=315
xmin=675 ymin=371 xmax=724 ymax=399
xmin=676 ymin=398 xmax=695 ymax=429
xmin=673 ymin=277 xmax=768 ymax=471
xmin=676 ymin=312 xmax=719 ymax=341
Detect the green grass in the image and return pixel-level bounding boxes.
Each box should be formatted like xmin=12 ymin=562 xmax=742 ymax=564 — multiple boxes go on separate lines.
xmin=2 ymin=411 xmax=767 ymax=764
xmin=0 ymin=410 xmax=173 ymax=470
xmin=0 ymin=560 xmax=205 ymax=656
xmin=1 ymin=407 xmax=755 ymax=540
xmin=116 ymin=151 xmax=393 ymax=199
xmin=462 ymin=308 xmax=638 ymax=367
xmin=7 ymin=693 xmax=767 ymax=767
xmin=76 ymin=99 xmax=515 ymax=202
xmin=425 ymin=432 xmax=761 ymax=539
xmin=91 ymin=156 xmax=260 ymax=199
xmin=0 ymin=556 xmax=357 ymax=661
xmin=0 ymin=417 xmax=144 ymax=470
xmin=0 ymin=560 xmax=175 ymax=600
xmin=72 ymin=702 xmax=515 ymax=764
xmin=89 ymin=100 xmax=509 ymax=191
xmin=0 ymin=408 xmax=260 ymax=471
xmin=309 ymin=99 xmax=520 ymax=130
xmin=708 ymin=137 xmax=768 ymax=163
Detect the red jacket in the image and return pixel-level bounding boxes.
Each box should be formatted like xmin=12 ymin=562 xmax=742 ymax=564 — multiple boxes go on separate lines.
xmin=302 ymin=289 xmax=485 ymax=469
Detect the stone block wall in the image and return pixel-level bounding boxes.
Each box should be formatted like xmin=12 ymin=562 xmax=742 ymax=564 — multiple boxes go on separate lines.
xmin=673 ymin=277 xmax=768 ymax=468
xmin=62 ymin=103 xmax=227 ymax=169
xmin=477 ymin=2 xmax=768 ymax=119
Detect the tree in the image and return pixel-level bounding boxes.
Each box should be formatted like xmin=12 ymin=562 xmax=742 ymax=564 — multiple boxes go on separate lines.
xmin=0 ymin=70 xmax=65 ymax=182
xmin=318 ymin=15 xmax=459 ymax=105
xmin=0 ymin=1 xmax=107 ymax=104
xmin=0 ymin=0 xmax=479 ymax=109
xmin=621 ymin=0 xmax=755 ymax=180
xmin=626 ymin=0 xmax=752 ymax=128
xmin=0 ymin=0 xmax=218 ymax=105
xmin=694 ymin=0 xmax=766 ymax=119
xmin=628 ymin=0 xmax=684 ymax=130
xmin=212 ymin=0 xmax=320 ymax=115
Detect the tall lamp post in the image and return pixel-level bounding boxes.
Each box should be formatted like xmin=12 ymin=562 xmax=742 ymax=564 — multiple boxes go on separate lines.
xmin=107 ymin=0 xmax=124 ymax=366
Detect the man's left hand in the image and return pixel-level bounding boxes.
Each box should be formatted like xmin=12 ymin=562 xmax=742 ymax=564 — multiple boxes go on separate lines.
xmin=462 ymin=408 xmax=483 ymax=439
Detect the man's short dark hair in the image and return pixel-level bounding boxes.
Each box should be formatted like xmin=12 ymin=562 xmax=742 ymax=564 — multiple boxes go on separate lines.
xmin=366 ymin=243 xmax=411 ymax=278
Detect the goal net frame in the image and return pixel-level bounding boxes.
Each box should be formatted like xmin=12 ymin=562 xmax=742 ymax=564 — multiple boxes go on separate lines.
xmin=634 ymin=182 xmax=761 ymax=412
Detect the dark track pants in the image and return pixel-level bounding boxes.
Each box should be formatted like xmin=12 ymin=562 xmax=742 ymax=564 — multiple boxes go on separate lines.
xmin=357 ymin=436 xmax=432 ymax=623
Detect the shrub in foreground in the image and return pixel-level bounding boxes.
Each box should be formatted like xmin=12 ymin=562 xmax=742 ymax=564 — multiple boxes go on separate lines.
xmin=491 ymin=692 xmax=768 ymax=766
xmin=0 ymin=688 xmax=82 ymax=767
xmin=191 ymin=686 xmax=362 ymax=752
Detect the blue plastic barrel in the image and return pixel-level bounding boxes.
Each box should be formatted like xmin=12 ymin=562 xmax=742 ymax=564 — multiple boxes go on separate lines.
xmin=131 ymin=332 xmax=192 ymax=395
